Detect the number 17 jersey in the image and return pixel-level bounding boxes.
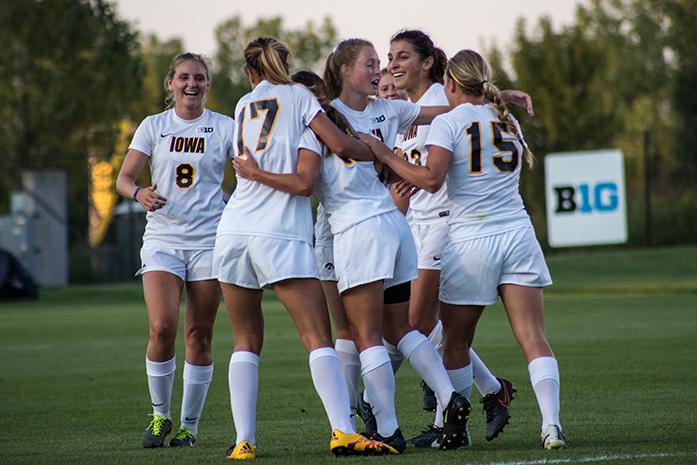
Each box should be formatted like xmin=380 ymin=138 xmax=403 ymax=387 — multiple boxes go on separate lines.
xmin=217 ymin=81 xmax=323 ymax=243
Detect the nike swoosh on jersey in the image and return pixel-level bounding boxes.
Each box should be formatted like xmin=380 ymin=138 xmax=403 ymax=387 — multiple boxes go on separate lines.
xmin=160 ymin=132 xmax=174 ymax=137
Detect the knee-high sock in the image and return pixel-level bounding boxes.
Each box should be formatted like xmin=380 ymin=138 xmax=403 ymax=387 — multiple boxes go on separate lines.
xmin=398 ymin=330 xmax=454 ymax=409
xmin=528 ymin=356 xmax=561 ymax=432
xmin=146 ymin=356 xmax=176 ymax=418
xmin=383 ymin=338 xmax=404 ymax=374
xmin=309 ymin=347 xmax=355 ymax=433
xmin=180 ymin=362 xmax=213 ymax=435
xmin=228 ymin=351 xmax=259 ymax=444
xmin=447 ymin=364 xmax=473 ymax=401
xmin=360 ymin=346 xmax=399 ymax=437
xmin=470 ymin=349 xmax=501 ymax=396
xmin=335 ymin=339 xmax=361 ymax=414
xmin=427 ymin=320 xmax=444 ymax=356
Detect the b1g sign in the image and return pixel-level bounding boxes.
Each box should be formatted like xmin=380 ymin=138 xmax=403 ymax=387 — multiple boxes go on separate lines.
xmin=544 ymin=150 xmax=627 ymax=247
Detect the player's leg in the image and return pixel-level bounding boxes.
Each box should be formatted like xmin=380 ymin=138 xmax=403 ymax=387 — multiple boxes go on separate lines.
xmin=141 ymin=270 xmax=183 ymax=447
xmin=220 ymin=282 xmax=264 ymax=458
xmin=170 ymin=275 xmax=220 ymax=446
xmin=499 ymin=284 xmax=564 ymax=449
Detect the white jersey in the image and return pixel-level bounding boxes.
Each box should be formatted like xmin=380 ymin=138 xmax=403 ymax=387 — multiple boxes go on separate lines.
xmin=129 ymin=108 xmax=234 ymax=249
xmin=217 ymin=81 xmax=322 ymax=243
xmin=399 ymin=83 xmax=452 ymax=222
xmin=312 ymin=98 xmax=419 ymax=234
xmin=426 ymin=103 xmax=531 ymax=240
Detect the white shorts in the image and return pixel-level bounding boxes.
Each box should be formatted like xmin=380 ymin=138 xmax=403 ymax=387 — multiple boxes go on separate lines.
xmin=333 ymin=210 xmax=418 ymax=294
xmin=138 ymin=245 xmax=215 ymax=282
xmin=214 ymin=235 xmax=318 ymax=289
xmin=315 ymin=243 xmax=337 ymax=281
xmin=411 ymin=219 xmax=450 ymax=271
xmin=439 ymin=225 xmax=552 ymax=306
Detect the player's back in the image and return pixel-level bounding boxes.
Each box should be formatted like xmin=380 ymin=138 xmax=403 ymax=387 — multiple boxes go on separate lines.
xmin=427 ymin=103 xmax=530 ymax=239
xmin=219 ymin=81 xmax=322 ymax=243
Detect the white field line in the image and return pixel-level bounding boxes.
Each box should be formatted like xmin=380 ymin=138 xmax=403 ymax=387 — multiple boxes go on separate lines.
xmin=475 ymin=451 xmax=697 ymax=465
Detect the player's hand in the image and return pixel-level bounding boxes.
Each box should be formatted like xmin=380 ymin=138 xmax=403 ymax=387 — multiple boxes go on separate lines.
xmin=136 ymin=184 xmax=167 ymax=212
xmin=233 ymin=147 xmax=260 ymax=180
xmin=500 ymin=90 xmax=534 ymax=117
xmin=393 ymin=179 xmax=420 ymax=198
xmin=356 ymin=132 xmax=389 ymax=161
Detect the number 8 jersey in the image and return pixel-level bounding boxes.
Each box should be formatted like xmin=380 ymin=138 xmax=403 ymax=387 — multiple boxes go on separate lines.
xmin=217 ymin=80 xmax=323 ymax=243
xmin=129 ymin=108 xmax=235 ymax=249
xmin=426 ymin=103 xmax=531 ymax=241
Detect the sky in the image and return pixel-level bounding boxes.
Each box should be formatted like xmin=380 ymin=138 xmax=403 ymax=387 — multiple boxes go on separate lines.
xmin=114 ymin=0 xmax=582 ymax=65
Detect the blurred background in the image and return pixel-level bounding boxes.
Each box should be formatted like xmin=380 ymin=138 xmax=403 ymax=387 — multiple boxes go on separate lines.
xmin=0 ymin=0 xmax=695 ymax=288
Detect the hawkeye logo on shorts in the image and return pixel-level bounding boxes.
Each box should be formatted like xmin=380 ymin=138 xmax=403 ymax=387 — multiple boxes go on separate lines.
xmin=325 ymin=262 xmax=334 ymax=271
xmin=169 ymin=136 xmax=205 ymax=154
xmin=197 ymin=126 xmax=214 ymax=133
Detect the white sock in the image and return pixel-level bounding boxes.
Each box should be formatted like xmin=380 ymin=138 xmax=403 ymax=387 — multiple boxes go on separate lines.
xmin=447 ymin=364 xmax=473 ymax=401
xmin=360 ymin=346 xmax=399 ymax=437
xmin=229 ymin=351 xmax=259 ymax=444
xmin=470 ymin=349 xmax=501 ymax=396
xmin=180 ymin=362 xmax=213 ymax=435
xmin=335 ymin=339 xmax=361 ymax=417
xmin=146 ymin=356 xmax=176 ymax=418
xmin=427 ymin=320 xmax=444 ymax=356
xmin=309 ymin=347 xmax=355 ymax=433
xmin=383 ymin=338 xmax=404 ymax=374
xmin=434 ymin=403 xmax=444 ymax=427
xmin=528 ymin=356 xmax=561 ymax=432
xmin=398 ymin=330 xmax=454 ymax=408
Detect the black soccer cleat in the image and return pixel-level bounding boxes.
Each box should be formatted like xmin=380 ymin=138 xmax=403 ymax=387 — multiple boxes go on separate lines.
xmin=481 ymin=377 xmax=516 ymax=441
xmin=142 ymin=415 xmax=173 ymax=448
xmin=409 ymin=424 xmax=443 ymax=448
xmin=439 ymin=392 xmax=471 ymax=450
xmin=420 ymin=379 xmax=437 ymax=412
xmin=370 ymin=428 xmax=406 ymax=454
xmin=356 ymin=391 xmax=377 ymax=437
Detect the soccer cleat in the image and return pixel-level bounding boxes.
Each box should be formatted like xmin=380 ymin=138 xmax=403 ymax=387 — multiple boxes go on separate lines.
xmin=541 ymin=425 xmax=566 ymax=449
xmin=439 ymin=392 xmax=471 ymax=450
xmin=169 ymin=426 xmax=196 ymax=447
xmin=330 ymin=429 xmax=398 ymax=456
xmin=421 ymin=379 xmax=437 ymax=411
xmin=356 ymin=391 xmax=377 ymax=437
xmin=142 ymin=414 xmax=173 ymax=448
xmin=370 ymin=428 xmax=406 ymax=454
xmin=409 ymin=424 xmax=442 ymax=448
xmin=481 ymin=377 xmax=516 ymax=441
xmin=226 ymin=440 xmax=256 ymax=460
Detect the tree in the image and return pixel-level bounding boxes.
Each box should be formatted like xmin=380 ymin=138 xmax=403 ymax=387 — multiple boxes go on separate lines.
xmin=0 ymin=0 xmax=143 ymax=232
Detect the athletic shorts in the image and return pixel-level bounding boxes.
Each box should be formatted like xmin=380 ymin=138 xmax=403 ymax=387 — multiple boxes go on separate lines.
xmin=315 ymin=243 xmax=337 ymax=281
xmin=333 ymin=210 xmax=417 ymax=294
xmin=213 ymin=235 xmax=318 ymax=289
xmin=439 ymin=225 xmax=552 ymax=306
xmin=411 ymin=218 xmax=450 ymax=271
xmin=137 ymin=245 xmax=215 ymax=282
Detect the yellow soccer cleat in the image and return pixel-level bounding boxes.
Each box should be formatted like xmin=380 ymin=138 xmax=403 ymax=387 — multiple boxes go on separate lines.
xmin=330 ymin=429 xmax=398 ymax=456
xmin=225 ymin=440 xmax=256 ymax=460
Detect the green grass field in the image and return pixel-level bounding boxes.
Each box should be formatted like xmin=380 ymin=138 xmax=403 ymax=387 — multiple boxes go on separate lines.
xmin=2 ymin=245 xmax=697 ymax=465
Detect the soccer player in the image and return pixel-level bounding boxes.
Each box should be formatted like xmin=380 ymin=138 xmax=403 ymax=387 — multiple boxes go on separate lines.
xmin=116 ymin=53 xmax=231 ymax=448
xmin=389 ymin=29 xmax=517 ymax=446
xmin=213 ymin=37 xmax=396 ymax=459
xmin=321 ymin=39 xmax=472 ymax=452
xmin=361 ymin=49 xmax=566 ymax=450
xmin=377 ymin=68 xmax=407 ymax=100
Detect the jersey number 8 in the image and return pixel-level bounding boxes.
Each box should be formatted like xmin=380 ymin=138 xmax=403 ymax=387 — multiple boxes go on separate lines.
xmin=176 ymin=163 xmax=195 ymax=189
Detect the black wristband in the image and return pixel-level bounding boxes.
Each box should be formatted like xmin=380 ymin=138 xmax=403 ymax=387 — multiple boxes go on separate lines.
xmin=132 ymin=186 xmax=143 ymax=203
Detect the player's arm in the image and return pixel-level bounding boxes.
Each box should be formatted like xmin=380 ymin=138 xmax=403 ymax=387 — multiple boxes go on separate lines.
xmin=359 ymin=134 xmax=450 ymax=193
xmin=308 ymin=112 xmax=374 ymax=161
xmin=116 ymin=149 xmax=167 ymax=211
xmin=413 ymin=90 xmax=534 ymax=126
xmin=233 ymin=147 xmax=320 ymax=197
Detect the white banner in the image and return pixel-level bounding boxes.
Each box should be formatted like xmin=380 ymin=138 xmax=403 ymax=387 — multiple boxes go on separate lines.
xmin=545 ymin=150 xmax=627 ymax=247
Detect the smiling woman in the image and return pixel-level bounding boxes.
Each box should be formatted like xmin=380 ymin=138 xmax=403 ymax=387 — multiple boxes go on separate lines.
xmin=115 ymin=52 xmax=235 ymax=450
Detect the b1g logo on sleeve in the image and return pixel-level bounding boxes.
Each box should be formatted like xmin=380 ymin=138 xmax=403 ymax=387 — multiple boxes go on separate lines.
xmin=545 ymin=150 xmax=627 ymax=248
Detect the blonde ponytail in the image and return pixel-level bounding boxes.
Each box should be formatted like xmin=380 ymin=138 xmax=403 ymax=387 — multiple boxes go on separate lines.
xmin=244 ymin=37 xmax=293 ymax=85
xmin=447 ymin=50 xmax=534 ymax=168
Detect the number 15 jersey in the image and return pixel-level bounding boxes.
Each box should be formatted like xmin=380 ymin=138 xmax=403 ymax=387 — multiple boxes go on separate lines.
xmin=129 ymin=108 xmax=234 ymax=249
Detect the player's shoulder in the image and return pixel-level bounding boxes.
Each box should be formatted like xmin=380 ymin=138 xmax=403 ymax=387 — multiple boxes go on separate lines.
xmin=418 ymin=83 xmax=448 ymax=106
